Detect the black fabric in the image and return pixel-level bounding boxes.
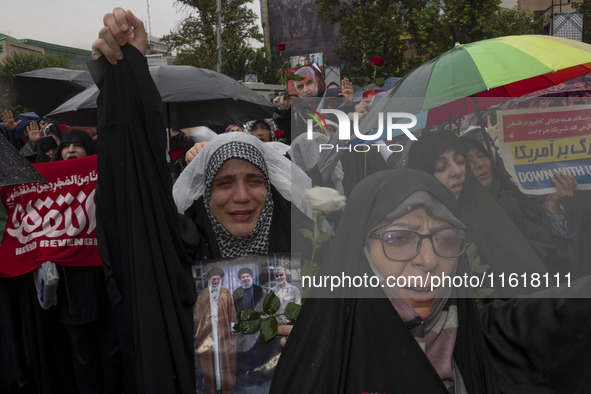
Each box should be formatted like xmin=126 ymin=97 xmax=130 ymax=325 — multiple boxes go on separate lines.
xmin=407 ymin=131 xmax=466 ymax=175
xmin=56 ymin=265 xmax=111 ymax=324
xmin=169 ymin=131 xmax=193 ymax=157
xmin=233 ymin=284 xmax=264 ymax=314
xmin=0 ymin=124 xmax=22 ymax=150
xmin=63 ymin=318 xmax=122 ymax=394
xmin=169 ymin=131 xmax=193 ymax=181
xmin=340 ymin=147 xmax=390 ymax=197
xmin=51 ymin=129 xmax=97 ymax=161
xmin=563 ymin=190 xmax=591 ymax=279
xmin=460 ymin=136 xmax=572 ymax=274
xmin=273 ymin=108 xmax=292 ymax=145
xmin=270 ymin=169 xmax=499 ymax=393
xmin=0 ymin=274 xmax=78 ymax=394
xmin=480 ymin=280 xmax=591 ymax=393
xmin=90 ymin=45 xmax=196 ymax=394
xmin=35 ymin=136 xmax=58 ymax=163
xmin=407 ymin=131 xmax=548 ymax=297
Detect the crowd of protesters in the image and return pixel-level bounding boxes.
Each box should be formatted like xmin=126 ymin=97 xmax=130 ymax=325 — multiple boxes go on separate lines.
xmin=1 ymin=6 xmax=591 ymax=394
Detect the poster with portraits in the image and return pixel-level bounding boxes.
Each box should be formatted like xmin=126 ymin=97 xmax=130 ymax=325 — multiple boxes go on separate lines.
xmin=266 ymin=0 xmax=341 ymax=66
xmin=289 ymin=52 xmax=324 ymax=68
xmin=192 ymin=254 xmax=302 ymax=393
xmin=285 ymin=63 xmax=326 ymax=98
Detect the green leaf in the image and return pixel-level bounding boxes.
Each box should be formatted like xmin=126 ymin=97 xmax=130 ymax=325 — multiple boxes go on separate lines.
xmin=315 ymin=230 xmax=332 ymax=245
xmin=263 ymin=291 xmax=281 ymax=315
xmin=374 ymin=77 xmax=385 ymax=87
xmin=284 ymin=302 xmax=301 ymax=321
xmin=299 ymin=228 xmax=314 ymax=242
xmin=235 ymin=310 xmax=261 ymax=334
xmin=359 ymin=77 xmax=371 ymax=87
xmin=260 ymin=317 xmax=279 ymax=342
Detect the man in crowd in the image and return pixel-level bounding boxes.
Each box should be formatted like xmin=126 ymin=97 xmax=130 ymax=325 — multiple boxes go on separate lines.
xmin=194 ymin=267 xmax=237 ymax=394
xmin=232 ymin=267 xmax=264 ymax=314
xmin=291 ymin=66 xmax=323 ymax=98
xmin=272 ymin=266 xmax=301 ymax=324
xmin=232 ymin=267 xmax=277 ymax=388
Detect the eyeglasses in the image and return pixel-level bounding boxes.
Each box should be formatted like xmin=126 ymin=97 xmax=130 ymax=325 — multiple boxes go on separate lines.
xmin=370 ymin=228 xmax=466 ymax=261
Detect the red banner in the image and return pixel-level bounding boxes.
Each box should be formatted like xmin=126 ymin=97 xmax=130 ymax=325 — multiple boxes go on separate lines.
xmin=0 ymin=155 xmax=101 ymax=277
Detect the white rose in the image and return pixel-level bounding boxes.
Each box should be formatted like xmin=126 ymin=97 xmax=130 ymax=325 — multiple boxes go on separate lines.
xmin=303 ymin=187 xmax=346 ymax=213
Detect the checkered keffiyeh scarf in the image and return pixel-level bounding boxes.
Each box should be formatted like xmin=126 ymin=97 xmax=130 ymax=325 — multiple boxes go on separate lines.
xmin=203 ymin=142 xmax=274 ymax=258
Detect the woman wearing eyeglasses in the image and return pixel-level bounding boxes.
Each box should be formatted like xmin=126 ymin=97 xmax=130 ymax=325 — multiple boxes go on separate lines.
xmin=270 ymin=168 xmax=591 ymax=393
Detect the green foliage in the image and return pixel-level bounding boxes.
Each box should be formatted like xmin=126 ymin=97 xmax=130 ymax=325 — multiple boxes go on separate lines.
xmin=284 ymin=302 xmax=302 ymax=321
xmin=250 ymin=48 xmax=280 ymax=84
xmin=572 ymin=1 xmax=591 ymax=42
xmin=234 ymin=310 xmax=262 ymax=334
xmin=318 ymin=0 xmax=407 ymax=85
xmin=260 ymin=317 xmax=279 ymax=343
xmin=317 ymin=0 xmax=546 ymax=83
xmin=0 ymin=52 xmax=70 ymax=110
xmin=483 ymin=8 xmax=545 ymax=40
xmin=262 ymin=291 xmax=281 ymax=315
xmin=163 ymin=0 xmax=262 ymax=74
xmin=217 ymin=44 xmax=282 ymax=83
xmin=234 ymin=292 xmax=300 ymax=342
xmin=298 ymin=228 xmax=314 ymax=242
xmin=220 ymin=41 xmax=257 ymax=81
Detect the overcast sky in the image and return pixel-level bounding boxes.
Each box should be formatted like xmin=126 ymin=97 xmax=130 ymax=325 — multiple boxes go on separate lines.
xmin=2 ymin=0 xmax=262 ymax=52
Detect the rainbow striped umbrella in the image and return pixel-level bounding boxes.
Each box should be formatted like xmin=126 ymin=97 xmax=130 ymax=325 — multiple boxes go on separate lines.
xmin=378 ymin=35 xmax=591 ymax=127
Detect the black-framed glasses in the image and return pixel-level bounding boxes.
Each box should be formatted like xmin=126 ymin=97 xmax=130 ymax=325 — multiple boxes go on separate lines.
xmin=370 ymin=228 xmax=466 ymax=261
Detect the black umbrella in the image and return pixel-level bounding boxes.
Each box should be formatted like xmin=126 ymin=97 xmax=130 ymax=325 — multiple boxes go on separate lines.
xmin=11 ymin=68 xmax=94 ymax=117
xmin=0 ymin=136 xmax=47 ymax=187
xmin=46 ymin=84 xmax=99 ymax=126
xmin=48 ymin=65 xmax=277 ymax=128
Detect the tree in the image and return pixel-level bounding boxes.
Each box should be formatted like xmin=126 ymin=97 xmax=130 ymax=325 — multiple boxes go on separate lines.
xmin=0 ymin=52 xmax=70 ymax=111
xmin=163 ymin=0 xmax=263 ymax=72
xmin=318 ymin=0 xmax=408 ymax=86
xmin=219 ymin=43 xmax=277 ymax=83
xmin=317 ymin=0 xmax=545 ymax=84
xmin=572 ymin=1 xmax=591 ymax=43
xmin=483 ymin=7 xmax=546 ymax=38
xmin=247 ymin=47 xmax=279 ymax=84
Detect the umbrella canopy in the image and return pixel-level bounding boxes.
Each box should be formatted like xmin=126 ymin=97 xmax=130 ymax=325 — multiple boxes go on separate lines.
xmin=353 ymin=77 xmax=401 ymax=99
xmin=0 ymin=135 xmax=47 ymax=187
xmin=46 ymin=84 xmax=99 ymax=126
xmin=48 ymin=65 xmax=277 ymax=128
xmin=503 ymin=73 xmax=591 ymax=109
xmin=11 ymin=68 xmax=94 ymax=117
xmin=368 ymin=35 xmax=591 ymax=130
xmin=13 ymin=112 xmax=41 ymax=142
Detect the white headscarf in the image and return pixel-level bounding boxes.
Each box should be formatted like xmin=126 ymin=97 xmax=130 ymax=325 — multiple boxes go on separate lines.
xmin=173 ymin=132 xmax=313 ymax=219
